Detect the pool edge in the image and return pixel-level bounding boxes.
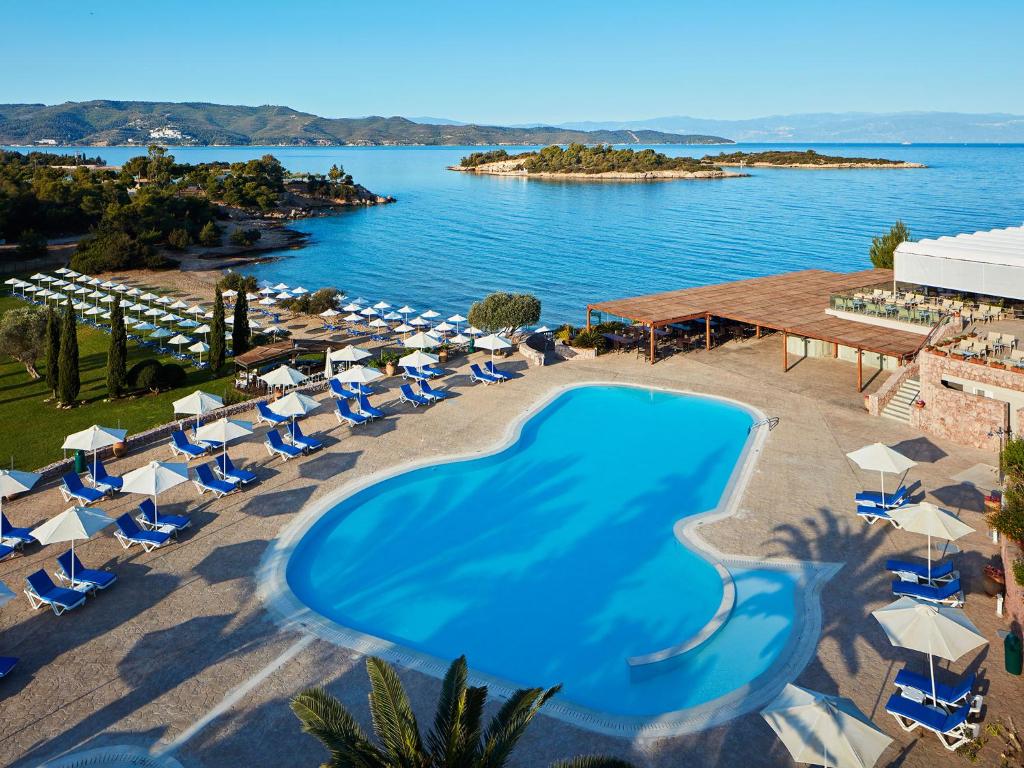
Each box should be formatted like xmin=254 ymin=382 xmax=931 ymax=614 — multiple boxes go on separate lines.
xmin=256 ymin=380 xmax=841 ymax=739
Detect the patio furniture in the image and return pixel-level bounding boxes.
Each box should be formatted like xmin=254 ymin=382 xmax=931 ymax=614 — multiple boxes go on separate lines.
xmin=55 ymin=550 xmax=117 ymax=592
xmin=885 ymin=694 xmax=976 ymax=751
xmin=24 ymin=570 xmax=87 ymax=615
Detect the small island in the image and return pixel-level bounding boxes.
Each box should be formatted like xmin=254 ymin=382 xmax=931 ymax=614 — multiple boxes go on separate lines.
xmin=449 ymin=144 xmax=747 ymax=181
xmin=700 ymin=149 xmax=925 ymax=169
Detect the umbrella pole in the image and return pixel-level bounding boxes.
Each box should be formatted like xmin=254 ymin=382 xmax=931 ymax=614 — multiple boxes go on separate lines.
xmin=929 ymin=642 xmax=937 ymax=704
xmin=154 ymin=494 xmax=159 ymax=526
xmin=880 ymin=470 xmax=886 ymax=507
xmin=927 ymin=533 xmax=932 ymax=582
xmin=71 ymin=537 xmax=75 ymax=584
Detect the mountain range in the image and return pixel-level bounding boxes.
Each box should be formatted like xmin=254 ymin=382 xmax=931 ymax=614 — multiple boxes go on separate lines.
xmin=540 ymin=112 xmax=1024 ymax=143
xmin=0 ymin=101 xmax=729 ymax=147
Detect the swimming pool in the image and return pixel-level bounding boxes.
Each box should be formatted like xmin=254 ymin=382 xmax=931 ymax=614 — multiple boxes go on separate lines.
xmin=282 ymin=385 xmax=814 ymax=729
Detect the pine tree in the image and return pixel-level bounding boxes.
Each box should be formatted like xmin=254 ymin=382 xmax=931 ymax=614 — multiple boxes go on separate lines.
xmin=106 ymin=298 xmax=127 ymax=398
xmin=869 ymin=220 xmax=910 ymax=269
xmin=44 ymin=304 xmax=61 ymax=398
xmin=210 ymin=287 xmax=226 ymax=372
xmin=232 ymin=291 xmax=251 ymax=355
xmin=56 ymin=302 xmax=80 ymax=406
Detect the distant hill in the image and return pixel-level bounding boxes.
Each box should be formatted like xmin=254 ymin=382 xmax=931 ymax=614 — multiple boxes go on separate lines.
xmin=0 ymin=101 xmax=731 ymax=147
xmin=552 ymin=112 xmax=1024 ymax=143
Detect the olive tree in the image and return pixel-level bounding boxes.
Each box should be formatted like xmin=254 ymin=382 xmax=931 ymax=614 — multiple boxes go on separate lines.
xmin=467 ymin=292 xmax=541 ymax=337
xmin=0 ymin=306 xmax=47 ymax=379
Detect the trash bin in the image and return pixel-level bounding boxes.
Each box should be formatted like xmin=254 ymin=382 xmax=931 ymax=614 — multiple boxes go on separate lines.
xmin=1005 ymin=632 xmax=1022 ymax=675
xmin=73 ymin=449 xmax=87 ymax=474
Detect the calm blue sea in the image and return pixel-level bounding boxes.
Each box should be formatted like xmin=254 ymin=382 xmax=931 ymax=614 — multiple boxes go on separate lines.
xmin=11 ymin=143 xmax=1024 ymax=324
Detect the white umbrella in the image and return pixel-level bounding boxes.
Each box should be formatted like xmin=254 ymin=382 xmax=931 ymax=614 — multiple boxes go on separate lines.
xmin=448 ymin=313 xmax=467 ymax=323
xmin=330 ymin=345 xmax=371 ymax=365
xmin=383 ymin=311 xmax=402 ymax=321
xmin=272 ymin=282 xmax=290 ymax=291
xmin=291 ymin=286 xmax=309 ymax=295
xmin=120 ymin=461 xmax=189 ymax=527
xmin=269 ymin=391 xmax=320 ymax=439
xmin=449 ymin=333 xmax=471 ymax=345
xmin=169 ymin=300 xmax=189 ymax=310
xmin=368 ymin=318 xmax=389 ymax=329
xmin=342 ymin=303 xmax=362 ymax=313
xmin=134 ymin=321 xmax=156 ymax=331
xmin=0 ymin=469 xmax=41 ymax=536
xmin=846 ymin=443 xmax=916 ymax=507
xmin=873 ymin=597 xmax=987 ymax=706
xmin=334 ymin=364 xmax=383 ymax=397
xmin=189 ymin=341 xmax=210 ymax=364
xmin=359 ymin=307 xmax=379 ymax=317
xmin=265 ymin=325 xmax=285 ymax=335
xmin=394 ymin=323 xmax=414 ymax=334
xmin=399 ymin=350 xmax=439 ymax=369
xmin=397 ymin=305 xmax=416 ymax=316
xmin=421 ymin=309 xmax=440 ymax=319
xmin=372 ymin=301 xmax=391 ymax=310
xmin=403 ymin=331 xmax=439 ymax=350
xmin=408 ymin=316 xmax=428 ymax=327
xmin=168 ymin=333 xmax=193 ymax=354
xmin=62 ymin=425 xmax=127 ymax=481
xmin=433 ymin=321 xmax=455 ymax=333
xmin=178 ymin=319 xmax=200 ymax=329
xmin=475 ymin=333 xmax=512 ymax=369
xmin=31 ymin=506 xmax=114 ymax=583
xmin=888 ymin=502 xmax=975 ymax=582
xmin=195 ymin=417 xmax=253 ymax=462
xmin=173 ymin=390 xmax=224 ymax=420
xmin=465 ymin=326 xmax=483 ymax=336
xmin=761 ymin=684 xmax=893 ymax=768
xmin=344 ymin=312 xmax=362 ymax=323
xmin=54 ymin=267 xmax=70 ymax=275
xmin=155 ymin=296 xmax=172 ymax=305
xmin=259 ymin=365 xmax=308 ymax=389
xmin=258 ymin=297 xmax=276 ymax=306
xmin=275 ymin=291 xmax=292 ymax=301
xmin=320 ymin=308 xmax=340 ymax=318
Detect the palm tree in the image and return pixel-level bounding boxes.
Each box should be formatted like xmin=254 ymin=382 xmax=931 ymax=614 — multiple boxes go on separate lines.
xmin=291 ymin=655 xmax=634 ymax=768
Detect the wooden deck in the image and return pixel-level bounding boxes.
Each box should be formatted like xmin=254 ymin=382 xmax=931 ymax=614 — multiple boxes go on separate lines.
xmin=588 ymin=268 xmax=924 ymax=358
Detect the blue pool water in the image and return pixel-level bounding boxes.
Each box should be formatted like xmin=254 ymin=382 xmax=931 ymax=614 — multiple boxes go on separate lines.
xmin=286 ymin=386 xmax=798 ymax=716
xmin=16 ymin=142 xmax=1024 ymax=324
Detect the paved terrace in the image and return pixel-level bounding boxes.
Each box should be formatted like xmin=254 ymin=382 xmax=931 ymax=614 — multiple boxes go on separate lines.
xmin=0 ymin=335 xmax=1018 ymax=768
xmin=587 ymin=268 xmax=926 ymax=361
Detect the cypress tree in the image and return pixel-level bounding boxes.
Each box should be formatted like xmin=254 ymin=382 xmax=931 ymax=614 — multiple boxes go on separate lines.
xmin=57 ymin=302 xmax=80 ymax=406
xmin=232 ymin=291 xmax=251 ymax=355
xmin=45 ymin=304 xmax=61 ymax=398
xmin=106 ymin=298 xmax=128 ymax=398
xmin=210 ymin=287 xmax=226 ymax=372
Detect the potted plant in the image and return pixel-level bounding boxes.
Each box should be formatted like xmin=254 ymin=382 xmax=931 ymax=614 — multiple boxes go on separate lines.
xmin=438 ymin=344 xmax=450 ymax=364
xmin=950 ymin=351 xmax=965 ymax=361
xmin=933 ymin=348 xmax=948 ymax=357
xmin=112 ymin=439 xmax=127 ymax=458
xmin=983 ymin=564 xmax=1006 ymax=596
xmin=991 ymin=359 xmax=1007 ymax=369
xmin=913 ymin=399 xmax=926 ymax=410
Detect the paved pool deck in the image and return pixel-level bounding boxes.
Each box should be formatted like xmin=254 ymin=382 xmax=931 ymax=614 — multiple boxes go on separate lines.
xmin=0 ymin=335 xmax=1017 ymax=767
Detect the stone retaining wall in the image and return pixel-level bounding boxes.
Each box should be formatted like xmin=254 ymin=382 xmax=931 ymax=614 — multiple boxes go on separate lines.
xmin=865 ymin=361 xmax=919 ymax=417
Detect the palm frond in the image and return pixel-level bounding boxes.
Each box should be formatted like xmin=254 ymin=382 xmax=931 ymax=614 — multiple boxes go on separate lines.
xmin=550 ymin=757 xmax=638 ymax=768
xmin=365 ymin=656 xmax=425 ymax=767
xmin=426 ymin=656 xmax=470 ymax=764
xmin=290 ymin=687 xmax=386 ymax=768
xmin=478 ymin=684 xmax=562 ymax=768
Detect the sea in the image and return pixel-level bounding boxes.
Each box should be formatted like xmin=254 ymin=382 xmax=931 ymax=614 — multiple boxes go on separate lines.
xmin=9 ymin=143 xmax=1024 ymax=325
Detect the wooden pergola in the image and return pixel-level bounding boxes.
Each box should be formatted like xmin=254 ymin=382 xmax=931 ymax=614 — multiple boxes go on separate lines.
xmin=586 ymin=268 xmax=927 ymax=390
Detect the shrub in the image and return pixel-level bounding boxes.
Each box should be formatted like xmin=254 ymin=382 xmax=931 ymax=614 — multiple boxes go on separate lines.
xmin=1003 ymin=438 xmax=1024 ymax=482
xmin=570 ymin=328 xmax=606 ymax=351
xmin=16 ymin=229 xmax=48 ymax=258
xmin=167 ymin=227 xmax=192 ymax=250
xmin=126 ymin=358 xmax=162 ymax=391
xmin=158 ymin=362 xmax=187 ymax=389
xmin=989 ymin=485 xmax=1024 ymax=543
xmin=1014 ymin=557 xmax=1024 ymax=587
xmin=217 ymin=272 xmax=257 ymax=293
xmin=198 ymin=220 xmax=221 ymax=247
xmin=278 ymin=287 xmax=342 ymax=316
xmin=229 ymin=228 xmax=262 ymax=247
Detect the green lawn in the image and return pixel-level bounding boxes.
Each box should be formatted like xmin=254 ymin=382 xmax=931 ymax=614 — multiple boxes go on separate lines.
xmin=0 ymin=295 xmax=236 ymax=471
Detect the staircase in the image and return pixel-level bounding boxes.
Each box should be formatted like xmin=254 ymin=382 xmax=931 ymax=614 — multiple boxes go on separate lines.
xmin=881 ymin=377 xmax=921 ymax=423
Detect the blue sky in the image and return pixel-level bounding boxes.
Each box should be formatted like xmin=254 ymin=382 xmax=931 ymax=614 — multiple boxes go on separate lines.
xmin=3 ymin=0 xmax=1021 ymax=123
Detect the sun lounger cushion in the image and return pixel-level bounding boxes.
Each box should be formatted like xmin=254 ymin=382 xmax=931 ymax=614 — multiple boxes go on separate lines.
xmin=115 ymin=513 xmax=170 ymax=550
xmin=335 ymin=400 xmax=368 ymax=425
xmin=886 ymin=693 xmax=972 ymax=746
xmin=61 ymin=472 xmax=104 ymax=505
xmin=137 ymin=498 xmax=190 ymax=531
xmin=855 ymin=485 xmax=908 ymax=508
xmin=266 ymin=429 xmax=303 ymax=458
xmin=891 ymin=577 xmax=962 ymax=605
xmin=886 ymin=558 xmax=956 ymax=582
xmin=216 ymin=454 xmax=258 ymax=484
xmin=56 ymin=550 xmax=117 ymax=590
xmin=400 ymin=383 xmax=430 ymax=406
xmin=25 ymin=569 xmax=87 ymax=614
xmin=171 ymin=430 xmax=206 ymax=458
xmin=894 ymin=668 xmax=974 ymax=707
xmin=0 ymin=513 xmax=35 ymax=545
xmin=470 ymin=363 xmax=500 ymax=384
xmin=258 ymin=401 xmax=288 ymax=425
xmin=194 ymin=463 xmax=239 ymax=495
xmin=419 ymin=381 xmax=448 ymax=400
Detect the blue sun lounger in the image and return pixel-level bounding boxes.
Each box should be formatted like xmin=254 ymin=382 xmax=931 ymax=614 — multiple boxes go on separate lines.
xmin=136 ymin=498 xmax=191 ymax=532
xmin=169 ymin=430 xmax=207 ymax=459
xmin=0 ymin=543 xmax=15 ymax=562
xmin=265 ymin=428 xmax=303 ymax=461
xmin=215 ymin=454 xmax=258 ymax=485
xmin=856 ymin=504 xmax=901 ymax=527
xmin=329 ymin=379 xmax=358 ymax=400
xmin=485 ymin=360 xmax=512 ymax=381
xmin=0 ymin=656 xmax=16 ymax=678
xmin=286 ymin=422 xmax=323 ymax=453
xmin=469 ymin=363 xmax=500 ymax=385
xmin=114 ymin=513 xmax=171 ymax=552
xmin=885 ymin=693 xmax=977 ymax=751
xmin=422 ymin=364 xmax=444 ymax=378
xmin=60 ymin=472 xmax=104 ymax=506
xmin=0 ymin=512 xmax=35 ymax=546
xmin=419 ymin=380 xmax=448 ymax=401
xmin=335 ymin=399 xmax=368 ymax=427
xmin=24 ymin=570 xmax=87 ymax=615
xmin=894 ymin=668 xmax=979 ymax=711
xmin=257 ymin=401 xmax=289 ymax=427
xmin=402 ymin=365 xmax=431 ymax=382
xmin=87 ymin=458 xmax=123 ymax=494
xmin=56 ymin=550 xmax=117 ymax=592
xmin=887 ymin=558 xmax=958 ymax=584
xmin=357 ymin=395 xmax=384 ymax=420
xmin=193 ymin=463 xmax=240 ymax=497
xmin=891 ymin=577 xmax=964 ymax=607
xmin=400 ymin=383 xmax=430 ymax=407
xmin=855 ymin=485 xmax=909 ymax=509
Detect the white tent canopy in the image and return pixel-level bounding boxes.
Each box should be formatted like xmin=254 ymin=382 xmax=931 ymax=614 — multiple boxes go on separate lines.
xmin=895 ymin=225 xmax=1024 ymax=300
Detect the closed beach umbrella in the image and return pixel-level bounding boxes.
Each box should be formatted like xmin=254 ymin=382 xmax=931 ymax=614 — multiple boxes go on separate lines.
xmin=888 ymin=502 xmax=974 ymax=582
xmin=846 ymin=443 xmax=916 ymax=506
xmin=120 ymin=461 xmax=189 ymax=527
xmin=0 ymin=469 xmax=41 ymax=537
xmin=334 ymin=364 xmax=383 ymax=397
xmin=399 ymin=350 xmax=439 ymax=369
xmin=403 ymin=331 xmax=439 ymax=350
xmin=62 ymin=425 xmax=127 ymax=482
xmin=260 ymin=365 xmax=308 ymax=390
xmin=270 ymin=391 xmax=320 ymax=439
xmin=475 ymin=333 xmax=512 ymax=367
xmin=761 ymin=684 xmax=892 ymax=768
xmin=872 ymin=597 xmax=987 ymax=705
xmin=30 ymin=506 xmax=114 ymax=583
xmin=196 ymin=417 xmax=253 ymax=462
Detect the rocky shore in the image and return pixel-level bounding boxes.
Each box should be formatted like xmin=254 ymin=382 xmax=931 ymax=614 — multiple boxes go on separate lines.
xmin=448 ymin=157 xmax=746 ymax=181
xmin=712 ymin=161 xmax=926 ymax=169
